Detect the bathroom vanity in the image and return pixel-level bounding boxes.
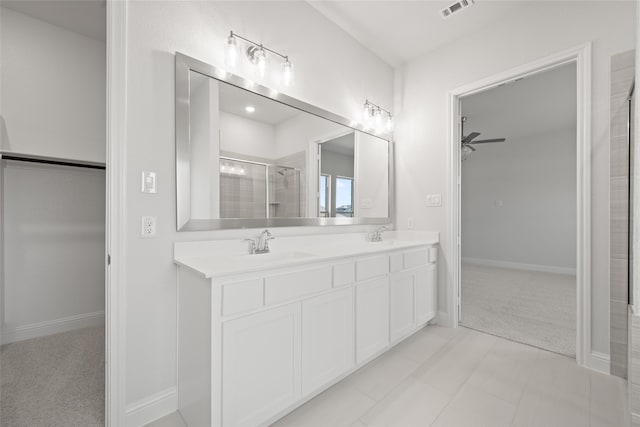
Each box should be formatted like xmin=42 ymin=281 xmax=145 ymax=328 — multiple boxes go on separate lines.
xmin=174 ymin=234 xmax=438 ymax=427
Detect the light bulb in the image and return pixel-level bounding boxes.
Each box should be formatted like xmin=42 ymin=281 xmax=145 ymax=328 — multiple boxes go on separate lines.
xmin=373 ymin=108 xmax=383 ymax=131
xmin=282 ymin=59 xmax=293 ymax=86
xmin=386 ymin=114 xmax=394 ymax=132
xmin=255 ymin=47 xmax=267 ymax=77
xmin=363 ymin=103 xmax=372 ymax=128
xmin=224 ymin=33 xmax=238 ymax=68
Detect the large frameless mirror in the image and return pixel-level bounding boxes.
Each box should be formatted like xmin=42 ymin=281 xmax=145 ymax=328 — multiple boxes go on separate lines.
xmin=176 ymin=52 xmax=393 ymax=231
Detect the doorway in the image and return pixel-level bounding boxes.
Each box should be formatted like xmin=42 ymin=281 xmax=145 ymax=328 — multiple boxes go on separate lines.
xmin=447 ymin=44 xmax=592 ymax=366
xmin=458 ymin=62 xmax=577 ymax=357
xmin=0 ymin=1 xmax=107 ymax=424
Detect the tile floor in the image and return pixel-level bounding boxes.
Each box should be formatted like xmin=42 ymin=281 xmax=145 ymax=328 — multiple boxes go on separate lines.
xmin=147 ymin=326 xmax=629 ymax=427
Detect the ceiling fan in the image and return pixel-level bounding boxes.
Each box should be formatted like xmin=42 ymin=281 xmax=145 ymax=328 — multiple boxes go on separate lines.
xmin=461 ymin=116 xmax=507 ymax=160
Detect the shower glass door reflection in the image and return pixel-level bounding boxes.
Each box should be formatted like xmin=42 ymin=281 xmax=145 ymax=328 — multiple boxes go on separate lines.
xmin=219 ymin=157 xmax=302 ymax=219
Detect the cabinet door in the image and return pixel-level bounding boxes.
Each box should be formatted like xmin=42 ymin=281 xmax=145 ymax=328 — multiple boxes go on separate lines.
xmin=390 ymin=271 xmax=415 ymax=342
xmin=222 ymin=303 xmax=301 ymax=427
xmin=415 ymin=264 xmax=437 ymax=326
xmin=355 ymin=277 xmax=389 ymax=364
xmin=301 ymin=288 xmax=354 ymax=395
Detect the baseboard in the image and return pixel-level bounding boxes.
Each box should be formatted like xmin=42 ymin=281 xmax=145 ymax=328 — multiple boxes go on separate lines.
xmin=462 ymin=257 xmax=576 ymax=275
xmin=124 ymin=386 xmax=177 ymax=427
xmin=1 ymin=311 xmax=105 ymax=345
xmin=435 ymin=311 xmax=452 ymax=327
xmin=588 ymin=351 xmax=611 ymax=374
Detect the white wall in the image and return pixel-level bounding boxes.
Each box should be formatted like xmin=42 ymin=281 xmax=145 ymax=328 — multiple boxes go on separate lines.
xmin=2 ymin=161 xmax=105 ymax=343
xmin=122 ymin=0 xmax=393 ymax=414
xmin=356 ymin=132 xmax=389 ymax=218
xmin=0 ymin=7 xmax=105 ymax=163
xmin=274 ymin=112 xmax=346 ymax=159
xmin=461 ymin=127 xmax=577 ymax=270
xmin=394 ymin=1 xmax=636 ymax=356
xmin=219 ymin=112 xmax=276 ymax=159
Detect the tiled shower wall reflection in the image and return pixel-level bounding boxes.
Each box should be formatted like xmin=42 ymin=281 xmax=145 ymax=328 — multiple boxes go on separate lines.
xmin=219 ymin=153 xmax=305 ymax=219
xmin=220 ymin=160 xmax=267 ymax=218
xmin=610 ymin=49 xmax=634 ymax=378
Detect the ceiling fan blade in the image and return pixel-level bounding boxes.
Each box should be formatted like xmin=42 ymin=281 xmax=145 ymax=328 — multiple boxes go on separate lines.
xmin=467 ymin=138 xmax=507 ymax=144
xmin=462 ymin=132 xmax=481 ymax=144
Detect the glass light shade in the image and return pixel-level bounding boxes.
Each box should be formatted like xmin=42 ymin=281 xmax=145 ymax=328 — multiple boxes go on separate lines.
xmin=386 ymin=114 xmax=394 ymax=132
xmin=282 ymin=59 xmax=293 ymax=86
xmin=373 ymin=108 xmax=383 ymax=131
xmin=255 ymin=48 xmax=267 ymax=77
xmin=224 ymin=35 xmax=238 ymax=68
xmin=363 ymin=103 xmax=372 ymax=128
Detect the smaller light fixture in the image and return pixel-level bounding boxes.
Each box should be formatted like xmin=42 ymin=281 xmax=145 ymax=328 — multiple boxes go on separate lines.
xmin=363 ymin=100 xmax=393 ymax=133
xmin=245 ymin=106 xmax=256 ymax=113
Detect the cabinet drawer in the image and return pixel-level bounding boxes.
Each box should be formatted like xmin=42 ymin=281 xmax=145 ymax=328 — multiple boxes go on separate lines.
xmin=389 ymin=252 xmax=403 ymax=273
xmin=403 ymin=249 xmax=428 ymax=270
xmin=428 ymin=246 xmax=438 ymax=264
xmin=333 ymin=262 xmax=355 ymax=288
xmin=222 ymin=278 xmax=264 ymax=317
xmin=356 ymin=255 xmax=389 ymax=281
xmin=265 ymin=266 xmax=332 ymax=305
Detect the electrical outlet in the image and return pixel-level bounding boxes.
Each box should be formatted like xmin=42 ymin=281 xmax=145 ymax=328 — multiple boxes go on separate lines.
xmin=141 ymin=171 xmax=157 ymax=194
xmin=407 ymin=217 xmax=415 ymax=229
xmin=141 ymin=216 xmax=157 ymax=238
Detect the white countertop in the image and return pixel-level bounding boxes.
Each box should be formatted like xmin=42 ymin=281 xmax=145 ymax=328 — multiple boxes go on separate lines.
xmin=174 ymin=233 xmax=439 ymax=279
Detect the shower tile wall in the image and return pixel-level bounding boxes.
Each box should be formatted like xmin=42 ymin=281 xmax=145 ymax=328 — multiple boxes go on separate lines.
xmin=220 ymin=163 xmax=267 ymax=218
xmin=274 ymin=151 xmax=306 ymax=217
xmin=610 ymin=49 xmax=635 ymax=378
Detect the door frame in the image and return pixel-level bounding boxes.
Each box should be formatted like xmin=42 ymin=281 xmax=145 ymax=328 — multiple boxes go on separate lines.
xmin=106 ymin=0 xmax=127 ymax=425
xmin=447 ymin=43 xmax=592 ymax=368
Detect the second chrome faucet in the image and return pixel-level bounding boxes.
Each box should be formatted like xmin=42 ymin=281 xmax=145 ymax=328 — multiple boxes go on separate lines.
xmin=245 ymin=229 xmax=275 ymax=254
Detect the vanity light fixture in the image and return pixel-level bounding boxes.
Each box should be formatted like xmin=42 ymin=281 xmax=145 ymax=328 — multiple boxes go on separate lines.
xmin=363 ymin=100 xmax=393 ymax=133
xmin=224 ymin=30 xmax=294 ymax=86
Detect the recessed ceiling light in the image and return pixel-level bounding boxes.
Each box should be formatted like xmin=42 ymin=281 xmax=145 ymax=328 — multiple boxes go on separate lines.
xmin=245 ymin=106 xmax=256 ymax=113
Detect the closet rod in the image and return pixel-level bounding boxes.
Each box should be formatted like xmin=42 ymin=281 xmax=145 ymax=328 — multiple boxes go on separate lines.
xmin=1 ymin=154 xmax=106 ymax=170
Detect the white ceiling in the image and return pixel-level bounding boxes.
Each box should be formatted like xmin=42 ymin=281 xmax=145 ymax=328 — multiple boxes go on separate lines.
xmin=308 ymin=0 xmax=536 ymax=66
xmin=2 ymin=0 xmax=106 ymax=42
xmin=323 ymin=132 xmax=355 ymax=156
xmin=218 ymin=79 xmax=302 ymax=126
xmin=461 ymin=61 xmax=577 ymax=143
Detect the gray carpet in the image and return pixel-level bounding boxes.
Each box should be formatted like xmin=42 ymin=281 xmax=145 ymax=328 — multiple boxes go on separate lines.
xmin=460 ymin=263 xmax=576 ymax=357
xmin=1 ymin=326 xmax=105 ymax=426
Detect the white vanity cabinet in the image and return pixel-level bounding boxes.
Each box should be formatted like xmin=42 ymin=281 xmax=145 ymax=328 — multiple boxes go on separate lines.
xmin=222 ymin=303 xmax=301 ymax=427
xmin=176 ymin=242 xmax=438 ymax=427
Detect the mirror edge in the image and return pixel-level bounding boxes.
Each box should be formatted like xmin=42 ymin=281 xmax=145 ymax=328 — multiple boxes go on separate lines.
xmin=175 ymin=52 xmax=394 ymax=231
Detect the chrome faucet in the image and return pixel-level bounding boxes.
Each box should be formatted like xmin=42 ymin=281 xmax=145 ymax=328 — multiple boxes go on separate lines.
xmin=244 ymin=229 xmax=275 ymax=254
xmin=370 ymin=225 xmax=389 ymax=242
xmin=256 ymin=229 xmax=274 ymax=253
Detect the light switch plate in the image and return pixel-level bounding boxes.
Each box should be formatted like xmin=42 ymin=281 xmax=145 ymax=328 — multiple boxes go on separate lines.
xmin=425 ymin=194 xmax=442 ymax=207
xmin=142 ymin=171 xmax=157 ymax=194
xmin=141 ymin=216 xmax=157 ymax=238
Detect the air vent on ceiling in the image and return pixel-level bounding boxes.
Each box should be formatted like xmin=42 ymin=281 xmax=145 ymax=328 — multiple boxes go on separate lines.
xmin=441 ymin=0 xmax=475 ymax=18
